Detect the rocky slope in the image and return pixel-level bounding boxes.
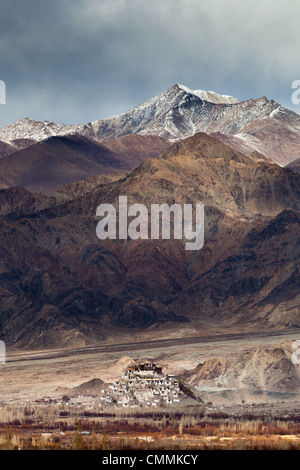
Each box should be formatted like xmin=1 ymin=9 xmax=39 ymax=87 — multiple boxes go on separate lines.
xmin=182 ymin=341 xmax=300 ymax=394
xmin=0 ymin=133 xmax=299 ymax=349
xmin=220 ymin=345 xmax=300 ymax=393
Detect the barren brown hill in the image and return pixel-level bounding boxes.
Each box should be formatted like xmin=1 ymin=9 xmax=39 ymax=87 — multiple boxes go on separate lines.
xmin=0 ymin=133 xmax=299 ymax=349
xmin=181 ymin=342 xmax=300 ymax=394
xmin=0 ymin=133 xmax=169 ymax=194
xmin=103 ymin=134 xmax=170 ymax=163
xmin=233 ymin=116 xmax=300 ymax=166
xmin=0 ymin=140 xmax=15 ymax=159
xmin=181 ymin=358 xmax=231 ymax=384
xmin=71 ymin=378 xmax=106 ymax=396
xmin=0 ymin=138 xmax=37 ymax=160
xmin=220 ymin=343 xmax=300 ymax=393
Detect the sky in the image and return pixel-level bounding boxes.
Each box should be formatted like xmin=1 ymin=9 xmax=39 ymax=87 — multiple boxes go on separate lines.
xmin=0 ymin=0 xmax=299 ymax=128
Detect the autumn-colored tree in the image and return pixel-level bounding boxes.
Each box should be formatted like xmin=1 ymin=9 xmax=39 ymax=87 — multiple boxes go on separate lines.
xmin=75 ymin=420 xmax=84 ymax=450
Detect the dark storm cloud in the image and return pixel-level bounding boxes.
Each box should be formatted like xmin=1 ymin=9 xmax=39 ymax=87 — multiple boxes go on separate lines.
xmin=0 ymin=0 xmax=299 ymax=127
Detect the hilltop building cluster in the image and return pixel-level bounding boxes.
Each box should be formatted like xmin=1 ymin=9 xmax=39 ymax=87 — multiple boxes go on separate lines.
xmin=102 ymin=362 xmax=184 ymax=408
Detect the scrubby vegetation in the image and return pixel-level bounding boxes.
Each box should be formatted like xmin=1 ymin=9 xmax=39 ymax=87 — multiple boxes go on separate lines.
xmin=0 ymin=405 xmax=299 ymax=450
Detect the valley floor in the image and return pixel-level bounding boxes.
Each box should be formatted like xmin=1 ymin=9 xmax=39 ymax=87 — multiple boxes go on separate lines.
xmin=0 ymin=327 xmax=299 ymax=450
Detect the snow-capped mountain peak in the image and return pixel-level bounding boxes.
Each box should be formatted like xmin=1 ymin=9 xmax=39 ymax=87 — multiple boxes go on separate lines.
xmin=0 ymin=117 xmax=84 ymax=144
xmin=0 ymin=83 xmax=300 ymax=166
xmin=177 ymin=84 xmax=240 ymax=104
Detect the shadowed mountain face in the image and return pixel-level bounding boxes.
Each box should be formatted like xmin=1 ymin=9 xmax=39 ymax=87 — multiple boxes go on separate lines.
xmin=0 ymin=138 xmax=37 ymax=160
xmin=288 ymin=158 xmax=300 ymax=173
xmin=0 ymin=133 xmax=299 ymax=349
xmin=0 ymin=140 xmax=15 ymax=159
xmin=0 ymin=134 xmax=170 ymax=193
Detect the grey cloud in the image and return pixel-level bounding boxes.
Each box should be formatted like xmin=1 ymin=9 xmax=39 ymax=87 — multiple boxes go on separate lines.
xmin=0 ymin=0 xmax=299 ymax=128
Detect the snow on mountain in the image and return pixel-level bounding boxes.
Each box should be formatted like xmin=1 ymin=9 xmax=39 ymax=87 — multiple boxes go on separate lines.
xmin=177 ymin=84 xmax=240 ymax=104
xmin=0 ymin=117 xmax=84 ymax=144
xmin=84 ymin=85 xmax=278 ymax=142
xmin=0 ymin=84 xmax=300 ymax=165
xmin=83 ymin=85 xmax=300 ymax=160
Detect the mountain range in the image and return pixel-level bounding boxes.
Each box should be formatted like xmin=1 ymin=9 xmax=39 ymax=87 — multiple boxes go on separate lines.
xmin=0 ymin=85 xmax=299 ymax=349
xmin=0 ymin=84 xmax=300 ymax=193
